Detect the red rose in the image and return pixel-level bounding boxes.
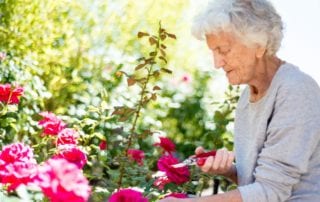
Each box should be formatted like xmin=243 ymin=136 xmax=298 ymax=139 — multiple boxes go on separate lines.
xmin=109 ymin=188 xmax=148 ymax=202
xmin=38 ymin=112 xmax=66 ymax=136
xmin=127 ymin=149 xmax=145 ymax=166
xmin=54 ymin=145 xmax=87 ymax=169
xmin=0 ymin=84 xmax=24 ymax=104
xmin=157 ymin=155 xmax=190 ymax=184
xmin=57 ymin=128 xmax=79 ymax=146
xmin=154 ymin=137 xmax=176 ymax=153
xmin=35 ymin=158 xmax=91 ymax=202
xmin=99 ymin=140 xmax=107 ymax=150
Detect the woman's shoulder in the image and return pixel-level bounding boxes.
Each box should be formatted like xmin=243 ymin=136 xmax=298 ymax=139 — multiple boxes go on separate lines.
xmin=273 ymin=62 xmax=320 ymax=93
xmin=273 ymin=62 xmax=320 ymax=109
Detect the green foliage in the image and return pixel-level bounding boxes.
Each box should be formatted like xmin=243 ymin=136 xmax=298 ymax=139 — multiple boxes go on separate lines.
xmin=0 ymin=0 xmax=241 ymax=201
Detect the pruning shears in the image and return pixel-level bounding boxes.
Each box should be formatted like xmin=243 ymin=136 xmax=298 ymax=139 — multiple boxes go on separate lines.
xmin=171 ymin=150 xmax=217 ymax=168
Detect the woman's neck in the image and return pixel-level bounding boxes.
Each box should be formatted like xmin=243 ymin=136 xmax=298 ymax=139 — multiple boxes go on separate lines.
xmin=249 ymin=56 xmax=283 ymax=102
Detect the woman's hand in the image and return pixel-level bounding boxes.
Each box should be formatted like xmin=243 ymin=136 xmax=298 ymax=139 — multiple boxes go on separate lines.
xmin=195 ymin=147 xmax=235 ymax=176
xmin=158 ymin=197 xmax=179 ymax=202
xmin=158 ymin=197 xmax=192 ymax=202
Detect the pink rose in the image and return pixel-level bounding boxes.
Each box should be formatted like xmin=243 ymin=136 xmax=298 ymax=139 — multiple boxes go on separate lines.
xmin=35 ymin=158 xmax=91 ymax=202
xmin=127 ymin=149 xmax=145 ymax=166
xmin=164 ymin=193 xmax=188 ymax=198
xmin=0 ymin=84 xmax=24 ymax=104
xmin=109 ymin=188 xmax=148 ymax=202
xmin=38 ymin=112 xmax=66 ymax=136
xmin=0 ymin=143 xmax=37 ymax=190
xmin=54 ymin=145 xmax=87 ymax=169
xmin=57 ymin=128 xmax=79 ymax=146
xmin=99 ymin=140 xmax=107 ymax=150
xmin=154 ymin=137 xmax=176 ymax=153
xmin=0 ymin=143 xmax=35 ymax=163
xmin=153 ymin=176 xmax=171 ymax=190
xmin=157 ymin=155 xmax=190 ymax=184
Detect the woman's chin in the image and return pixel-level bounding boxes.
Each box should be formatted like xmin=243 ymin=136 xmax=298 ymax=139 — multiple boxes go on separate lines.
xmin=227 ymin=78 xmax=240 ymax=85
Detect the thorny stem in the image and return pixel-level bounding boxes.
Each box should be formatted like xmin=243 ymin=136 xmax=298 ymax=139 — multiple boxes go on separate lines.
xmin=117 ymin=24 xmax=163 ymax=189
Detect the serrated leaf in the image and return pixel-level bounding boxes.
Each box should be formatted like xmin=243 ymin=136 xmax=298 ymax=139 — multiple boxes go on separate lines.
xmin=127 ymin=77 xmax=136 ymax=86
xmin=118 ymin=116 xmax=129 ymax=122
xmin=151 ymin=93 xmax=157 ymax=101
xmin=136 ymin=57 xmax=145 ymax=61
xmin=149 ymin=37 xmax=157 ymax=45
xmin=159 ymin=56 xmax=167 ymax=64
xmin=166 ymin=32 xmax=177 ymax=39
xmin=153 ymin=86 xmax=161 ymax=91
xmin=160 ymin=68 xmax=172 ymax=74
xmin=137 ymin=32 xmax=149 ymax=38
xmin=160 ymin=34 xmax=166 ymax=40
xmin=149 ymin=51 xmax=157 ymax=57
xmin=160 ymin=49 xmax=166 ymax=57
xmin=153 ymin=70 xmax=160 ymax=77
xmin=112 ymin=107 xmax=124 ymax=115
xmin=135 ymin=63 xmax=146 ymax=71
xmin=111 ymin=109 xmax=123 ymax=115
xmin=145 ymin=58 xmax=153 ymax=63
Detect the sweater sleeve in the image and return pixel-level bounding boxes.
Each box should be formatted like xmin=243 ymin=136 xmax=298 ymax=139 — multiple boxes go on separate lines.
xmin=238 ymin=74 xmax=320 ymax=202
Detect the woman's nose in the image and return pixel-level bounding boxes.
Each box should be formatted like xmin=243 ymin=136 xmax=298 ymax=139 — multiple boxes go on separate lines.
xmin=213 ymin=52 xmax=226 ymax=69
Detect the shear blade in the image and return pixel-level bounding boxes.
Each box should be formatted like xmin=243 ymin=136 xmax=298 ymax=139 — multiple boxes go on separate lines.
xmin=171 ymin=163 xmax=187 ymax=168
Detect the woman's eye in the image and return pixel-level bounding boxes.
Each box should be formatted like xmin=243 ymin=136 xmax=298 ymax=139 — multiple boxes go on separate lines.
xmin=220 ymin=49 xmax=230 ymax=55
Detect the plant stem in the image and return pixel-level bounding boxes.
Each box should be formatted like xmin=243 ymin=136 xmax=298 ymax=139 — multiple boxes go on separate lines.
xmin=117 ymin=33 xmax=161 ymax=188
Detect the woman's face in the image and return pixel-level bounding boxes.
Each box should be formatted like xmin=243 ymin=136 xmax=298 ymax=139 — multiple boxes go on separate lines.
xmin=206 ymin=32 xmax=263 ymax=85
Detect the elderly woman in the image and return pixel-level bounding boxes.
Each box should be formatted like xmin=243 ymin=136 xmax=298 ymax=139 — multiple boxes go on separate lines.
xmin=160 ymin=0 xmax=320 ymax=202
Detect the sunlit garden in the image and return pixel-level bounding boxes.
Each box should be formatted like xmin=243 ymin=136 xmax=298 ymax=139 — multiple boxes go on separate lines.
xmin=0 ymin=1 xmax=240 ymax=201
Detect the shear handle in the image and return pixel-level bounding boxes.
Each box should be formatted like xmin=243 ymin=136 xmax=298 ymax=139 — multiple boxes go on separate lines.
xmin=195 ymin=150 xmax=217 ymax=166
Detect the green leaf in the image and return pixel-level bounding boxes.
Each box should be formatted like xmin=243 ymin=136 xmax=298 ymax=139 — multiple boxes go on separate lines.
xmin=160 ymin=68 xmax=172 ymax=74
xmin=160 ymin=49 xmax=166 ymax=57
xmin=159 ymin=56 xmax=167 ymax=64
xmin=136 ymin=57 xmax=145 ymax=61
xmin=149 ymin=51 xmax=157 ymax=57
xmin=93 ymin=132 xmax=105 ymax=140
xmin=135 ymin=63 xmax=146 ymax=71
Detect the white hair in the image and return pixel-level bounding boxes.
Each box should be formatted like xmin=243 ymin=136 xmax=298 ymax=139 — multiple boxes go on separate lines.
xmin=192 ymin=0 xmax=283 ymax=55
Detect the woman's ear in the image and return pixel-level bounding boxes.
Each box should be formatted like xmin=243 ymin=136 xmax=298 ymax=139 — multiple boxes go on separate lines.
xmin=256 ymin=46 xmax=266 ymax=58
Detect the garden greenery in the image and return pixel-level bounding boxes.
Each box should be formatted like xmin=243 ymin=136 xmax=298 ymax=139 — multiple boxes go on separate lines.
xmin=0 ymin=0 xmax=240 ymax=201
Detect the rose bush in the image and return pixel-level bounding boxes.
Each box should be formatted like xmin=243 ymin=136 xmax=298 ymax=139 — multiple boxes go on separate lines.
xmin=0 ymin=2 xmax=240 ymax=199
xmin=0 ymin=25 xmax=198 ymax=201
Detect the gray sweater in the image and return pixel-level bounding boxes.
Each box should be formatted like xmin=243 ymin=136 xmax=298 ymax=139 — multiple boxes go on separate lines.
xmin=234 ymin=63 xmax=320 ymax=202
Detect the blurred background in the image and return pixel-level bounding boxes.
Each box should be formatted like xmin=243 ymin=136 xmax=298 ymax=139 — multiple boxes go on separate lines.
xmin=0 ymin=0 xmax=318 ymax=200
